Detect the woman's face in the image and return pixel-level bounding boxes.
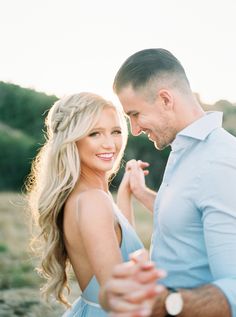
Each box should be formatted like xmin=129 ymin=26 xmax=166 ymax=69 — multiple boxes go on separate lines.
xmin=76 ymin=107 xmax=123 ymax=175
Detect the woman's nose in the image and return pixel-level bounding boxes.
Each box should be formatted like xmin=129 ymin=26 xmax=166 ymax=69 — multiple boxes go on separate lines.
xmin=102 ymin=136 xmax=115 ymax=148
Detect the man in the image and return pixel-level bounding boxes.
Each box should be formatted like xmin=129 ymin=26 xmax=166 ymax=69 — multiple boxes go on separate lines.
xmin=100 ymin=49 xmax=236 ymax=317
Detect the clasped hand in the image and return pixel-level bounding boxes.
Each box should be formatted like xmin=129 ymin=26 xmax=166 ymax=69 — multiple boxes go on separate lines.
xmin=118 ymin=159 xmax=149 ymax=200
xmin=100 ymin=249 xmax=167 ymax=317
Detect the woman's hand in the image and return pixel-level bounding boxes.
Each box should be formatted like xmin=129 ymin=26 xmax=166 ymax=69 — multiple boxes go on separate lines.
xmin=116 ymin=160 xmax=150 ymax=224
xmin=118 ymin=159 xmax=149 ymax=195
xmin=125 ymin=160 xmax=149 ymax=199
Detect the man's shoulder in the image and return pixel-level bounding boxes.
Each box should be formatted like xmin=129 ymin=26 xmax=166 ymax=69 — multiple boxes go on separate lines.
xmin=206 ymin=127 xmax=236 ymax=155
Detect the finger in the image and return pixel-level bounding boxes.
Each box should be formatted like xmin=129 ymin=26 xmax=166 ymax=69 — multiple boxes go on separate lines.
xmin=106 ymin=278 xmax=146 ymax=294
xmin=112 ymin=261 xmax=140 ymax=278
xmin=108 ymin=297 xmax=144 ymax=313
xmin=113 ymin=265 xmax=164 ymax=285
xmin=123 ymin=170 xmax=131 ymax=181
xmin=112 ymin=261 xmax=161 ymax=286
xmin=130 ymin=249 xmax=149 ymax=263
xmin=134 ymin=268 xmax=166 ymax=284
xmin=139 ymin=262 xmax=156 ymax=270
xmin=111 ymin=258 xmax=154 ymax=276
xmin=108 ymin=300 xmax=152 ymax=316
xmin=110 ymin=310 xmax=151 ymax=317
xmin=137 ymin=160 xmax=150 ymax=167
xmin=124 ymin=284 xmax=165 ymax=303
xmin=130 ymin=250 xmax=164 ymax=273
xmin=129 ymin=166 xmax=146 ymax=180
xmin=126 ymin=159 xmax=137 ymax=165
xmin=110 ymin=308 xmax=151 ymax=317
xmin=129 ymin=163 xmax=147 ymax=172
xmin=126 ymin=160 xmax=139 ymax=171
xmin=112 ymin=265 xmax=164 ymax=287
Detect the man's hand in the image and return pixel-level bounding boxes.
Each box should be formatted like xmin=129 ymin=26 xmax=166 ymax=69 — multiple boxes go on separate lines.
xmin=99 ymin=249 xmax=167 ymax=317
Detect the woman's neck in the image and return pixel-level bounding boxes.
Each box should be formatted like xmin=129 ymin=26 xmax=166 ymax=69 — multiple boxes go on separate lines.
xmin=76 ymin=169 xmax=109 ymax=193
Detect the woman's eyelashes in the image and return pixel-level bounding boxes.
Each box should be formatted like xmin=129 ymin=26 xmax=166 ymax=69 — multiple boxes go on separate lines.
xmin=112 ymin=129 xmax=122 ymax=135
xmin=88 ymin=129 xmax=122 ymax=137
xmin=88 ymin=131 xmax=100 ymax=137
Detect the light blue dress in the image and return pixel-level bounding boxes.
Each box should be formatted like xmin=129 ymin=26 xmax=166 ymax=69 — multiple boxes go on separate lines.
xmin=62 ymin=204 xmax=144 ymax=317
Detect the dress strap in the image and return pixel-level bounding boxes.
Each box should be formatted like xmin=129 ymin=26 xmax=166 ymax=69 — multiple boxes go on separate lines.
xmin=81 ymin=296 xmax=101 ymax=308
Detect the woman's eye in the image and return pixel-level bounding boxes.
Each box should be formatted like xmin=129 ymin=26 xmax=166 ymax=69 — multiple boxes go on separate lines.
xmin=88 ymin=131 xmax=100 ymax=137
xmin=112 ymin=130 xmax=122 ymax=135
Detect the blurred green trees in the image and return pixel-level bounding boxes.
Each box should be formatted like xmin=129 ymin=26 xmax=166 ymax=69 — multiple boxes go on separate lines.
xmin=0 ymin=81 xmax=236 ymax=191
xmin=0 ymin=81 xmax=57 ymax=140
xmin=0 ymin=82 xmax=57 ymax=190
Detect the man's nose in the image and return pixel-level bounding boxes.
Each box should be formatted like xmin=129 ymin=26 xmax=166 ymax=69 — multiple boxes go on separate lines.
xmin=130 ymin=120 xmax=142 ymax=136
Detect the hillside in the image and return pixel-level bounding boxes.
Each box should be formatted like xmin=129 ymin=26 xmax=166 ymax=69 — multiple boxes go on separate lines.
xmin=0 ymin=82 xmax=236 ymax=191
xmin=202 ymin=99 xmax=236 ymax=135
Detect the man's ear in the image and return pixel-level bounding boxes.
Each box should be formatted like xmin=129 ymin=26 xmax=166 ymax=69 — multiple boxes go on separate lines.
xmin=158 ymin=89 xmax=174 ymax=111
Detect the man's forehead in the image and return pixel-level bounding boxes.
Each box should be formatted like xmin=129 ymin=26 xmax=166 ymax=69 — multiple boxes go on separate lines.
xmin=118 ymin=85 xmax=137 ymax=98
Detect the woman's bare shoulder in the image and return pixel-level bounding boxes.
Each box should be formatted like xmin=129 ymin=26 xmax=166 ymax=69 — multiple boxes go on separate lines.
xmin=75 ymin=189 xmax=115 ymax=219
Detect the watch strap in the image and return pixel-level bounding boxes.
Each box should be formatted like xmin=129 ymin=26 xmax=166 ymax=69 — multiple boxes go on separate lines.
xmin=167 ymin=287 xmax=178 ymax=293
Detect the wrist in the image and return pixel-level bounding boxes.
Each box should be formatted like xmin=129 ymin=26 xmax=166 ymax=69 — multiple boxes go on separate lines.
xmin=150 ymin=287 xmax=169 ymax=317
xmin=133 ymin=186 xmax=156 ymax=212
xmin=118 ymin=176 xmax=132 ymax=196
xmin=132 ymin=185 xmax=148 ymax=201
xmin=117 ymin=185 xmax=132 ymax=202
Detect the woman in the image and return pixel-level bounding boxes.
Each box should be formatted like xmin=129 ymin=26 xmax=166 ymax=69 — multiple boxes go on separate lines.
xmin=27 ymin=92 xmax=148 ymax=316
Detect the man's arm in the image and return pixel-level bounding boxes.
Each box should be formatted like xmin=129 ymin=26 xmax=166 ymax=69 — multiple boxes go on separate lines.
xmin=101 ymin=250 xmax=232 ymax=317
xmin=150 ymin=284 xmax=231 ymax=317
xmin=133 ymin=186 xmax=156 ymax=213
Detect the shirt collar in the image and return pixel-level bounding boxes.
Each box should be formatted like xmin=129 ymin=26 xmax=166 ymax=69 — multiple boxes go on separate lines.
xmin=171 ymin=111 xmax=223 ymax=151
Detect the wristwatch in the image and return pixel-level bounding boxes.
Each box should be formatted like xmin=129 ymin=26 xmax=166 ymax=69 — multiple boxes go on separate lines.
xmin=165 ymin=288 xmax=183 ymax=316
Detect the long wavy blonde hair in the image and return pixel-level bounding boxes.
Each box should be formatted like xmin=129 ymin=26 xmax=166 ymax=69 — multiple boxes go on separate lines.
xmin=26 ymin=92 xmax=128 ymax=307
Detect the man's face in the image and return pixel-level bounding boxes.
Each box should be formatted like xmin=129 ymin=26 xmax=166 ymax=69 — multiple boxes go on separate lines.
xmin=118 ymin=86 xmax=177 ymax=150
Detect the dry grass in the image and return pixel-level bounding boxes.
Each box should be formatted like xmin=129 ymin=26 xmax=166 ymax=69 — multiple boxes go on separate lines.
xmin=0 ymin=192 xmax=153 ymax=316
xmin=0 ymin=192 xmax=38 ymax=289
xmin=0 ymin=192 xmax=68 ymax=316
xmin=131 ymin=197 xmax=153 ymax=249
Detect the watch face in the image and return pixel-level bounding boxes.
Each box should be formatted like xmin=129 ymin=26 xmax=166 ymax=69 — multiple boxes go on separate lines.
xmin=165 ymin=292 xmax=183 ymax=315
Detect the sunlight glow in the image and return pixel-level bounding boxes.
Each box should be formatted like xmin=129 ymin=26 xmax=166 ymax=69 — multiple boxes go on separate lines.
xmin=0 ymin=0 xmax=236 ymax=104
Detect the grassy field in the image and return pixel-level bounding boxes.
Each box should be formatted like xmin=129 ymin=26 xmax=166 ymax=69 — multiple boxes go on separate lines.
xmin=0 ymin=192 xmax=153 ymax=317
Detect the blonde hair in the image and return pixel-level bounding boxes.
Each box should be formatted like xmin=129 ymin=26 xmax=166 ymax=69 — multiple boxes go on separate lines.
xmin=26 ymin=92 xmax=128 ymax=306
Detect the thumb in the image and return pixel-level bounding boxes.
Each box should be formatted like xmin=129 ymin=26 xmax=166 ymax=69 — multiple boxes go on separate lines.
xmin=129 ymin=249 xmax=149 ymax=263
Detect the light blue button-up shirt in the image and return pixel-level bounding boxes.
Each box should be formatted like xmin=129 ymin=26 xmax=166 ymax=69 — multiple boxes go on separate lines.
xmin=150 ymin=112 xmax=236 ymax=316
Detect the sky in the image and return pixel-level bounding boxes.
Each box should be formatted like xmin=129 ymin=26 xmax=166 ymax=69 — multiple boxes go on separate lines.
xmin=1 ymin=0 xmax=236 ymax=105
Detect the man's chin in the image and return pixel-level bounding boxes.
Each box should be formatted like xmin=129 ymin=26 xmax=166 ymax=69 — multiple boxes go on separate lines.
xmin=153 ymin=141 xmax=169 ymax=151
xmin=153 ymin=141 xmax=161 ymax=150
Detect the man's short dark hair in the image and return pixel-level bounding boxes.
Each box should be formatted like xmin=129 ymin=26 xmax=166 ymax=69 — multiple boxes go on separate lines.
xmin=113 ymin=48 xmax=190 ymax=94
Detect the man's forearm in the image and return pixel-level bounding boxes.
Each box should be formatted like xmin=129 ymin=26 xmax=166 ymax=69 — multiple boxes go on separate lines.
xmin=134 ymin=187 xmax=156 ymax=213
xmin=151 ymin=284 xmax=231 ymax=317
